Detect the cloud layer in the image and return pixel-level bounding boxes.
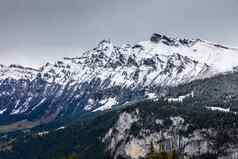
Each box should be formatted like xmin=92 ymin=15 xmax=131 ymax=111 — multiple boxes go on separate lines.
xmin=0 ymin=0 xmax=238 ymax=67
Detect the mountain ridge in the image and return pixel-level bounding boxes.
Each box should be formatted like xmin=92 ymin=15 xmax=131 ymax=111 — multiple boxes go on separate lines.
xmin=1 ymin=33 xmax=238 ymax=159
xmin=1 ymin=33 xmax=238 ymax=71
xmin=0 ymin=33 xmax=238 ymax=128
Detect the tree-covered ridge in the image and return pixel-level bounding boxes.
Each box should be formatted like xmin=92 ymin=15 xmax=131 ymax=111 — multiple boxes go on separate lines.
xmin=1 ymin=96 xmax=238 ymax=159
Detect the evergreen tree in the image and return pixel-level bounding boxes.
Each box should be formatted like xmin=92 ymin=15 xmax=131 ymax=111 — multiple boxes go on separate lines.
xmin=158 ymin=144 xmax=169 ymax=159
xmin=146 ymin=142 xmax=160 ymax=159
xmin=159 ymin=151 xmax=169 ymax=159
xmin=145 ymin=142 xmax=177 ymax=159
xmin=170 ymin=150 xmax=177 ymax=159
xmin=67 ymin=153 xmax=79 ymax=159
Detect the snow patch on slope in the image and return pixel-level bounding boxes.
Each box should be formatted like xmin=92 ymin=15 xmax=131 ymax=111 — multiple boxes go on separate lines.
xmin=32 ymin=98 xmax=47 ymax=110
xmin=0 ymin=108 xmax=7 ymax=115
xmin=206 ymin=106 xmax=237 ymax=114
xmin=167 ymin=92 xmax=194 ymax=103
xmin=93 ymin=97 xmax=118 ymax=112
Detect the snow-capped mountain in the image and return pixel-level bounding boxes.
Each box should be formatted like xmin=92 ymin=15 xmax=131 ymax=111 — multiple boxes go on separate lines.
xmin=0 ymin=33 xmax=238 ymax=125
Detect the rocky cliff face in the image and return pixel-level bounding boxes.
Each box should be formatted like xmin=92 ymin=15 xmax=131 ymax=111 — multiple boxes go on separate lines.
xmin=103 ymin=98 xmax=238 ymax=159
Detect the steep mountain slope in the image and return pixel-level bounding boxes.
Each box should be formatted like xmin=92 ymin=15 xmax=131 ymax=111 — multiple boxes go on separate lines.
xmin=1 ymin=34 xmax=238 ymax=159
xmin=0 ymin=33 xmax=238 ymax=129
xmin=3 ymin=75 xmax=238 ymax=159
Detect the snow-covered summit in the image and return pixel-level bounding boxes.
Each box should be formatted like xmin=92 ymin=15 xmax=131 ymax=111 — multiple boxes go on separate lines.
xmin=1 ymin=33 xmax=238 ymax=86
xmin=0 ymin=33 xmax=238 ymax=116
xmin=32 ymin=35 xmax=219 ymax=87
xmin=140 ymin=33 xmax=238 ymax=72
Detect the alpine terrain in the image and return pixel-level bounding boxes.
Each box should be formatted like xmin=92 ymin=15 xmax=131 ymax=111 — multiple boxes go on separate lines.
xmin=1 ymin=33 xmax=238 ymax=159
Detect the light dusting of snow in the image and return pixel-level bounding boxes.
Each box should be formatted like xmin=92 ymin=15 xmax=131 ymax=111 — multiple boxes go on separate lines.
xmin=10 ymin=98 xmax=32 ymax=115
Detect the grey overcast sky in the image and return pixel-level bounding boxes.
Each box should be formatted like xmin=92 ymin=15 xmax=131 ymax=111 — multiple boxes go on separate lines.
xmin=0 ymin=0 xmax=238 ymax=68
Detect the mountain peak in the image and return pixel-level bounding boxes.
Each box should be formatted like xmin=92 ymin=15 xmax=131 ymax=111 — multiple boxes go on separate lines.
xmin=150 ymin=33 xmax=201 ymax=47
xmin=97 ymin=39 xmax=114 ymax=49
xmin=0 ymin=32 xmax=237 ymax=125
